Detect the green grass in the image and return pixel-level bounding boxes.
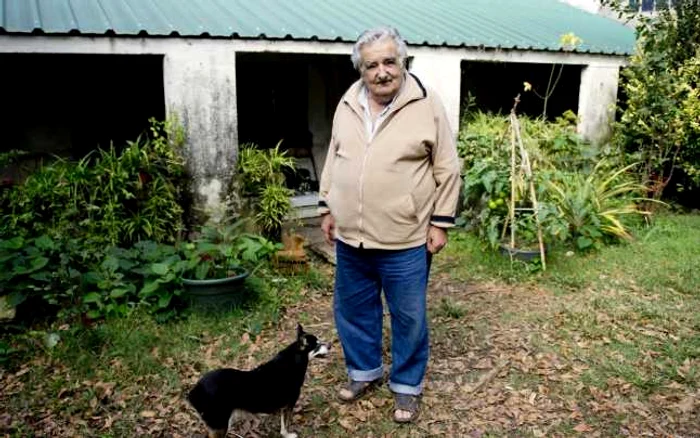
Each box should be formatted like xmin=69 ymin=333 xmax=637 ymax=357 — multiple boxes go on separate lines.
xmin=443 ymin=212 xmax=700 ymax=295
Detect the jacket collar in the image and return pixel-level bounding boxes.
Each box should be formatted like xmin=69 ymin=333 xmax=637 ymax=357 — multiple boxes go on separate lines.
xmin=343 ymin=72 xmax=427 ymax=118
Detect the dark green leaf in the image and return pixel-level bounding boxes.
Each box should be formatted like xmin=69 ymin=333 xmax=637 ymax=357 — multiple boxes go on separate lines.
xmin=157 ymin=294 xmax=172 ymax=308
xmin=139 ymin=281 xmax=160 ymax=297
xmin=83 ymin=292 xmax=102 ymax=304
xmin=151 ymin=263 xmax=170 ymax=276
xmin=34 ymin=235 xmax=55 ymax=251
xmin=109 ymin=288 xmax=128 ymax=299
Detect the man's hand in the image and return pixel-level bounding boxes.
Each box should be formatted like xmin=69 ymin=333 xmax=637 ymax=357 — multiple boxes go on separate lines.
xmin=321 ymin=214 xmax=336 ymax=245
xmin=427 ymin=225 xmax=448 ymax=254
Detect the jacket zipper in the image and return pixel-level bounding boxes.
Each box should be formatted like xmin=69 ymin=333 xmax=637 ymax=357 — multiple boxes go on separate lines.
xmin=358 ymin=141 xmax=371 ymax=245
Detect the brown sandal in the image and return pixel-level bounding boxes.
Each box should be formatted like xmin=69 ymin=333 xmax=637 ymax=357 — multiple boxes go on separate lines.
xmin=393 ymin=393 xmax=421 ymax=423
xmin=338 ymin=379 xmax=382 ymax=403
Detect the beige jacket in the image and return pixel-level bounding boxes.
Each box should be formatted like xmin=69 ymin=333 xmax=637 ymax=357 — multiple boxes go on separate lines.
xmin=318 ymin=74 xmax=461 ymax=250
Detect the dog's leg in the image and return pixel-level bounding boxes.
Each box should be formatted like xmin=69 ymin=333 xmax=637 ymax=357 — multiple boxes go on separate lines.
xmin=279 ymin=407 xmax=298 ymax=438
xmin=226 ymin=409 xmax=249 ymax=438
xmin=207 ymin=428 xmax=227 ymax=438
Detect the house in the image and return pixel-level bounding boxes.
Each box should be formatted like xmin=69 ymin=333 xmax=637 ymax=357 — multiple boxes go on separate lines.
xmin=0 ymin=0 xmax=635 ymax=218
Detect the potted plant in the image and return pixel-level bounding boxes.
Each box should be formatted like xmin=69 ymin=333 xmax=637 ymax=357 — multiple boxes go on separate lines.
xmin=178 ymin=219 xmax=279 ymax=310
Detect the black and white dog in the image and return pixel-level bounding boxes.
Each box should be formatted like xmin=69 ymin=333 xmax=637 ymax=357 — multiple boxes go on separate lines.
xmin=187 ymin=324 xmax=330 ymax=438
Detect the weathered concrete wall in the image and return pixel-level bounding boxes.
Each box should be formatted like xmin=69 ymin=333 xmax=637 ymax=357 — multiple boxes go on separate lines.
xmin=577 ymin=64 xmax=620 ymax=144
xmin=409 ymin=50 xmax=463 ymax=137
xmin=163 ymin=48 xmax=237 ymax=221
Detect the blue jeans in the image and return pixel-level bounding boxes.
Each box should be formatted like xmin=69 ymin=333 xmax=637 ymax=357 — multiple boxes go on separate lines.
xmin=334 ymin=240 xmax=431 ymax=396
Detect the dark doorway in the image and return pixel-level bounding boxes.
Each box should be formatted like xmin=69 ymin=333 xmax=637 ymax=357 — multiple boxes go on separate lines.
xmin=0 ymin=54 xmax=165 ymax=160
xmin=461 ymin=60 xmax=583 ymax=120
xmin=236 ymin=52 xmax=356 ymax=195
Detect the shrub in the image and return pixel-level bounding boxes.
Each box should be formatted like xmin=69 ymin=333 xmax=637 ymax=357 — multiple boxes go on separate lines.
xmin=0 ymin=119 xmax=282 ymax=324
xmin=606 ymin=0 xmax=700 ymax=201
xmin=458 ymin=111 xmax=647 ymax=251
xmin=543 ymin=161 xmax=649 ymax=250
xmin=0 ymin=117 xmax=189 ymax=245
xmin=0 ymin=222 xmax=280 ymax=323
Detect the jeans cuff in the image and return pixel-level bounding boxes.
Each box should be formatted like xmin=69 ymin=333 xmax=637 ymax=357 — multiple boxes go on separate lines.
xmin=389 ymin=381 xmax=423 ymax=396
xmin=348 ymin=365 xmax=384 ymax=382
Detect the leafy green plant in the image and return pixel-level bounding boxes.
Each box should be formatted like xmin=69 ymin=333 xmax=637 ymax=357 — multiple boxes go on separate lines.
xmin=458 ymin=111 xmax=648 ymax=252
xmin=0 ymin=235 xmax=79 ymax=310
xmin=179 ymin=220 xmax=280 ymax=280
xmin=0 ymin=219 xmax=280 ymax=323
xmin=0 ymin=234 xmax=179 ymax=322
xmin=238 ymin=141 xmax=295 ymax=195
xmin=1 ymin=117 xmax=189 ymax=245
xmin=255 ymin=184 xmax=293 ymax=241
xmin=0 ymin=340 xmax=18 ymax=366
xmin=461 ymin=159 xmax=510 ymax=247
xmin=544 ymin=161 xmax=650 ymax=250
xmin=237 ymin=142 xmax=295 ymax=240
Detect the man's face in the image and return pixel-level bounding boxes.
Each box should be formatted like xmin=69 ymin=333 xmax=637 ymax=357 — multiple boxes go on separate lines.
xmin=360 ymin=38 xmax=404 ymax=103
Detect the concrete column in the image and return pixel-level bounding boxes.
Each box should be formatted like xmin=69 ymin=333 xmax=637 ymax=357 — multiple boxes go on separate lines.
xmin=409 ymin=53 xmax=462 ymax=137
xmin=577 ymin=64 xmax=620 ymax=144
xmin=163 ymin=48 xmax=238 ymax=221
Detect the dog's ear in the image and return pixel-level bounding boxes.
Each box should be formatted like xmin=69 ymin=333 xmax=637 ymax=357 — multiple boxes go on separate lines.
xmin=297 ymin=323 xmax=308 ymax=348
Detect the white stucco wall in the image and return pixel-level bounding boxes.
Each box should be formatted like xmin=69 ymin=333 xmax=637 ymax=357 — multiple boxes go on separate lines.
xmin=409 ymin=50 xmax=463 ymax=137
xmin=577 ymin=64 xmax=620 ymax=144
xmin=0 ymin=35 xmax=629 ymax=215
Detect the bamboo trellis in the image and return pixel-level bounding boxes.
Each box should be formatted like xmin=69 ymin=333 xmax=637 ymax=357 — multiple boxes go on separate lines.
xmin=501 ymin=95 xmax=547 ymax=270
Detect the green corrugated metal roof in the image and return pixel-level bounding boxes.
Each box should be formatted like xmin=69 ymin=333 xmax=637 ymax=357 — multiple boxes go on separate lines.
xmin=0 ymin=0 xmax=636 ymax=55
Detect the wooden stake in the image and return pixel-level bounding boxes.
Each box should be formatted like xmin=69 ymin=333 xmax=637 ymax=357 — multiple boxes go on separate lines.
xmin=512 ymin=115 xmax=547 ymax=271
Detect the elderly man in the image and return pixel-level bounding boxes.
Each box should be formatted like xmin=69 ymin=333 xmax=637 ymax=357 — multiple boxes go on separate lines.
xmin=318 ymin=26 xmax=461 ymax=423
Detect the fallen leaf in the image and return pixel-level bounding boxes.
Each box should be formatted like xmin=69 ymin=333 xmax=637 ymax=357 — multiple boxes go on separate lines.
xmin=573 ymin=422 xmax=594 ymax=433
xmin=473 ymin=358 xmax=494 ymax=369
xmin=338 ymin=418 xmax=356 ymax=431
xmin=674 ymin=396 xmax=696 ymax=414
xmin=140 ymin=410 xmax=157 ymax=418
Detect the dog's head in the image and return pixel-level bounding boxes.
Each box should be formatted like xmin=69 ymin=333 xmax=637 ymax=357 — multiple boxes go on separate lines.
xmin=296 ymin=324 xmax=330 ymax=359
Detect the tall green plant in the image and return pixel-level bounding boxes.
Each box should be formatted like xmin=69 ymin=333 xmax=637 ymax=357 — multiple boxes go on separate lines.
xmin=238 ymin=141 xmax=295 ymax=195
xmin=236 ymin=141 xmax=295 ymax=240
xmin=1 ymin=117 xmax=189 ymax=245
xmin=544 ymin=161 xmax=650 ymax=250
xmin=255 ymin=184 xmax=293 ymax=241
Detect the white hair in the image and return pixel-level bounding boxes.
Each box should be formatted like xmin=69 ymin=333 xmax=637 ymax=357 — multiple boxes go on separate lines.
xmin=351 ymin=26 xmax=408 ymax=72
